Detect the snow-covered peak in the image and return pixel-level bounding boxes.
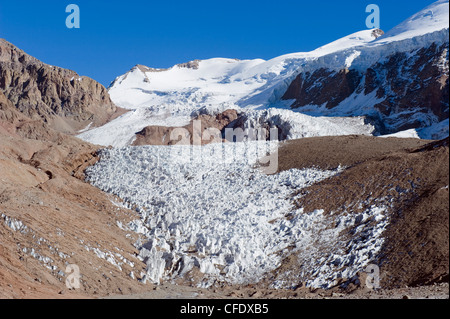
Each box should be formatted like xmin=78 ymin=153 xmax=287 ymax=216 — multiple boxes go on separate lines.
xmin=108 ymin=1 xmax=448 ymax=110
xmin=375 ymin=0 xmax=449 ymax=44
xmin=108 ymin=28 xmax=386 ymax=111
xmin=84 ymin=2 xmax=449 ymax=147
xmin=232 ymin=30 xmax=376 ymax=82
xmin=108 ymin=57 xmax=266 ymax=109
xmin=311 ymin=29 xmax=380 ymax=55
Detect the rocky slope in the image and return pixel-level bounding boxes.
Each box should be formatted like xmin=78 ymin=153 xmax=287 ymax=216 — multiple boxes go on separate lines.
xmin=282 ymin=0 xmax=449 ymax=137
xmin=0 ymin=39 xmax=125 ymax=134
xmin=283 ymin=41 xmax=449 ymax=135
xmin=275 ymin=136 xmax=449 ymax=290
xmin=0 ymin=40 xmax=149 ymax=298
xmin=0 ymin=126 xmax=154 ymax=298
xmin=133 ymin=109 xmax=239 ymax=146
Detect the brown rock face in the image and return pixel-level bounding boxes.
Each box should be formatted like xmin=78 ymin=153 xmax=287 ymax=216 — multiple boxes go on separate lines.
xmin=0 ymin=90 xmax=20 ymax=125
xmin=283 ymin=68 xmax=363 ymax=109
xmin=1 ymin=90 xmax=54 ymax=141
xmin=0 ymin=39 xmax=122 ymax=134
xmin=283 ymin=42 xmax=449 ymax=134
xmin=133 ymin=109 xmax=240 ymax=146
xmin=366 ymin=43 xmax=449 ymax=131
xmin=132 ymin=109 xmax=291 ymax=146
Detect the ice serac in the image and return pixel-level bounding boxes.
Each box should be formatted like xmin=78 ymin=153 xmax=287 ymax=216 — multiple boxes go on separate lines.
xmin=0 ymin=39 xmax=121 ymax=134
xmin=283 ymin=0 xmax=449 ymax=137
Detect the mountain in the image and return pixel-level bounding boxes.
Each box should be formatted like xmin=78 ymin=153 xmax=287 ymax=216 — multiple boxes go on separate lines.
xmin=283 ymin=0 xmax=449 ymax=136
xmin=0 ymin=39 xmax=124 ymax=134
xmin=1 ymin=1 xmax=449 ymax=298
xmin=0 ymin=37 xmax=161 ymax=298
xmin=1 ymin=41 xmax=150 ymax=298
xmin=81 ymin=0 xmax=448 ymax=147
xmin=78 ymin=2 xmax=449 ymax=290
xmin=80 ymin=31 xmax=382 ymax=147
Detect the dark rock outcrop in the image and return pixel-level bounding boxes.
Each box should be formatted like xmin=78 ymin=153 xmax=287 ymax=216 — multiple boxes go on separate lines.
xmin=282 ymin=68 xmax=363 ymax=109
xmin=283 ymin=42 xmax=449 ymax=134
xmin=132 ymin=108 xmax=294 ymax=146
xmin=133 ymin=109 xmax=240 ymax=146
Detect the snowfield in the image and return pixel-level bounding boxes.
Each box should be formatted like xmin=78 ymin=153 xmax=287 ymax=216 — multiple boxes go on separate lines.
xmin=79 ymin=0 xmax=449 ymax=147
xmin=86 ymin=142 xmax=389 ymax=288
xmin=374 ymin=0 xmax=449 ymax=44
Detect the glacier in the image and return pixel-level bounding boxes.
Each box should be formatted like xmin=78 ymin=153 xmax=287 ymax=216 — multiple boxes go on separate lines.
xmin=86 ymin=142 xmax=390 ymax=288
xmin=79 ymin=0 xmax=449 ymax=289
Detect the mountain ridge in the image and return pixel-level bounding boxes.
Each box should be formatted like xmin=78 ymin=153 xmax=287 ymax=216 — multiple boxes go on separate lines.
xmin=0 ymin=38 xmax=125 ymax=135
xmin=84 ymin=0 xmax=449 ymax=147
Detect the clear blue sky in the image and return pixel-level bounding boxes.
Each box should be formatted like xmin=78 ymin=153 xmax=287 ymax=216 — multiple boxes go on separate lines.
xmin=0 ymin=0 xmax=435 ymax=87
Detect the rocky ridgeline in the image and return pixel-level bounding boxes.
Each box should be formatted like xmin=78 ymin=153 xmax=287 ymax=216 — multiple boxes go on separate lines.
xmin=0 ymin=39 xmax=120 ymax=134
xmin=283 ymin=41 xmax=449 ymax=135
